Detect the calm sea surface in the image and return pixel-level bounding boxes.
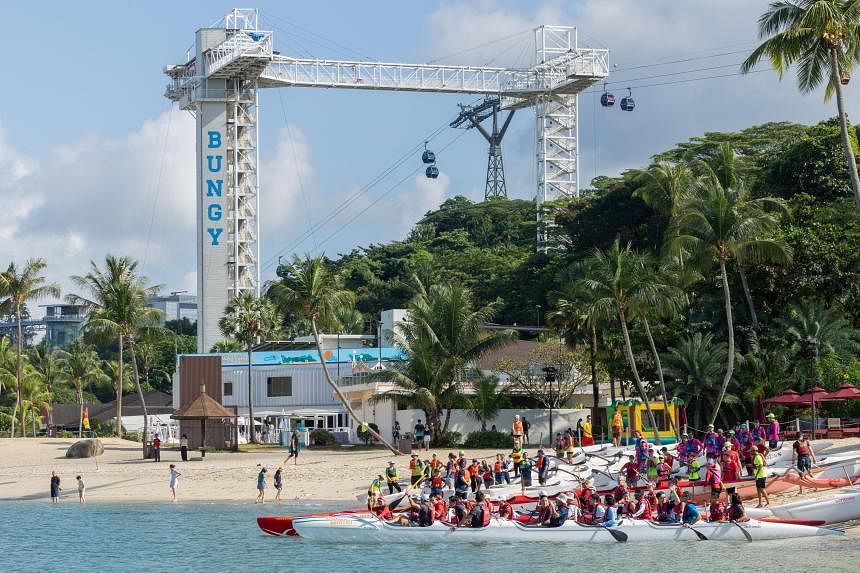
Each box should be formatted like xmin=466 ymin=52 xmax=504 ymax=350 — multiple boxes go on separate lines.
xmin=1 ymin=500 xmax=858 ymax=572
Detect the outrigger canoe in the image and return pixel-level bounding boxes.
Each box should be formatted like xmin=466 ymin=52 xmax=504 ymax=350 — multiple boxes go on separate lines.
xmin=290 ymin=514 xmax=842 ymax=543
xmin=747 ymin=487 xmax=860 ymax=525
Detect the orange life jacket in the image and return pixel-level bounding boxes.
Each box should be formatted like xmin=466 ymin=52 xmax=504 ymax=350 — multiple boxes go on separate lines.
xmin=513 ymin=421 xmax=523 ymax=434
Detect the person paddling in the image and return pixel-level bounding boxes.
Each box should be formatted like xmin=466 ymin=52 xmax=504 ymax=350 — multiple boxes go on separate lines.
xmin=679 ymin=491 xmax=701 ymax=526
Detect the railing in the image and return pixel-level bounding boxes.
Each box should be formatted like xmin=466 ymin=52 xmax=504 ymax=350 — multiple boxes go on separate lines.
xmin=205 ymin=30 xmax=273 ymax=78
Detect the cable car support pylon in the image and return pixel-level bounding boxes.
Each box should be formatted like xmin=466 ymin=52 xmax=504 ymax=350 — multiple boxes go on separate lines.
xmin=451 ymin=96 xmax=514 ymax=199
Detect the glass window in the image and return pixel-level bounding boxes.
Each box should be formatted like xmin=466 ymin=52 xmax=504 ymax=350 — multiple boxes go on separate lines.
xmin=267 ymin=376 xmax=293 ymax=397
xmin=223 ymin=382 xmax=233 ymax=396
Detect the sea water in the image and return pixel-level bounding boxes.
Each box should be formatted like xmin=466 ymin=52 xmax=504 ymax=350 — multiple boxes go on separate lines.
xmin=1 ymin=501 xmax=858 ymax=573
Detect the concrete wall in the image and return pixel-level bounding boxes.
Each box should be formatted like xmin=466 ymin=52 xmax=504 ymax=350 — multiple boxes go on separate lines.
xmin=393 ymin=408 xmax=591 ymax=446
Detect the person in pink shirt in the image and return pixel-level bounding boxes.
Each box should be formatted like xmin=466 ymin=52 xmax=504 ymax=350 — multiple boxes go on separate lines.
xmin=766 ymin=413 xmax=780 ymax=449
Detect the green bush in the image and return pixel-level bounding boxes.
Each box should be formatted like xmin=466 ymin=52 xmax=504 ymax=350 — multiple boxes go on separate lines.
xmin=463 ymin=430 xmax=511 ymax=449
xmin=436 ymin=430 xmax=462 ymax=448
xmin=125 ymin=432 xmax=142 ymax=443
xmin=57 ymin=431 xmax=75 ymax=438
xmin=356 ymin=423 xmax=379 ymax=445
xmin=310 ymin=428 xmax=336 ymax=446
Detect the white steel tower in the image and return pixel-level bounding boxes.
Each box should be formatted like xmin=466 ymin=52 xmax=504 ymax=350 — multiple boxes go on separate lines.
xmin=165 ymin=8 xmax=608 ymax=352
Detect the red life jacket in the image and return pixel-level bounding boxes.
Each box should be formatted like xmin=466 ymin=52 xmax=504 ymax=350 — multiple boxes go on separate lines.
xmin=480 ymin=500 xmax=492 ymax=526
xmin=498 ymin=501 xmax=513 ymax=519
xmin=431 ymin=474 xmax=443 ymax=488
xmin=795 ymin=440 xmax=811 ymax=456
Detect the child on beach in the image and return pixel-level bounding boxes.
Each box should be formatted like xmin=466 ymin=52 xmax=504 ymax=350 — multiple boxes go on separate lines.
xmin=274 ymin=467 xmax=283 ymax=503
xmin=169 ymin=464 xmax=180 ymax=503
xmin=76 ymin=475 xmax=86 ymax=503
xmin=50 ymin=471 xmax=61 ymax=504
xmin=256 ymin=466 xmax=267 ymax=504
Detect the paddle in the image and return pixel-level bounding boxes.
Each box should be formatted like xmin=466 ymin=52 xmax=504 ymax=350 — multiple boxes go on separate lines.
xmin=389 ymin=475 xmax=426 ymax=511
xmin=730 ymin=520 xmax=753 ymax=542
xmin=600 ymin=524 xmax=628 ymax=542
xmin=684 ymin=524 xmax=708 ymax=540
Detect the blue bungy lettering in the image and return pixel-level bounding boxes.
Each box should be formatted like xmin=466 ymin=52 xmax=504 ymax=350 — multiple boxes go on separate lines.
xmin=207 ymin=228 xmax=223 ymax=245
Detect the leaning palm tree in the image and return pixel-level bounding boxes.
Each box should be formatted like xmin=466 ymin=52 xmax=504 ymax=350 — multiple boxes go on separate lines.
xmin=672 ymin=179 xmax=792 ymax=425
xmin=218 ymin=291 xmax=283 ymax=444
xmin=465 ymin=373 xmax=507 ymax=432
xmin=0 ymin=259 xmax=60 ymax=437
xmin=268 ymin=255 xmax=400 ymax=454
xmin=28 ymin=345 xmax=68 ymax=433
xmin=67 ymin=255 xmax=163 ymax=453
xmin=577 ymin=239 xmax=663 ymax=443
xmin=742 ymin=0 xmax=860 ymax=211
xmin=61 ymin=341 xmax=107 ymax=437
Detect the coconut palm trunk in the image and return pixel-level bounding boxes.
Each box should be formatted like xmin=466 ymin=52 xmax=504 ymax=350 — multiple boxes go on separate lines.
xmin=116 ymin=335 xmax=124 ymax=437
xmin=710 ymin=259 xmax=735 ymax=426
xmin=737 ymin=263 xmax=758 ymax=327
xmin=618 ymin=310 xmax=661 ymax=445
xmin=77 ymin=380 xmax=83 ymax=439
xmin=127 ymin=337 xmax=149 ymax=456
xmin=310 ymin=317 xmax=400 ymax=455
xmin=643 ymin=317 xmax=679 ymax=440
xmin=830 ymin=48 xmax=860 ymax=212
xmin=12 ymin=305 xmax=23 ymax=438
xmin=590 ymin=325 xmax=600 ymax=428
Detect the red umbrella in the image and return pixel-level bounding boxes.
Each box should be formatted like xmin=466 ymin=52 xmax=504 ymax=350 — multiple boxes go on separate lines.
xmin=820 ymin=383 xmax=860 ymax=401
xmin=763 ymin=389 xmax=801 ymax=405
xmin=796 ymin=385 xmax=829 ymax=405
xmin=755 ymin=395 xmax=766 ymax=423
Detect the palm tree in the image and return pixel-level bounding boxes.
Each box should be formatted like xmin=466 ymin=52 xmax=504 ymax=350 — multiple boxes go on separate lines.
xmin=466 ymin=373 xmax=507 ymax=432
xmin=742 ymin=0 xmax=860 ymax=212
xmin=777 ymin=299 xmax=860 ymax=380
xmin=633 ymin=161 xmax=693 ymax=218
xmin=68 ymin=255 xmax=163 ymax=452
xmin=268 ymin=255 xmax=399 ymax=454
xmin=673 ymin=178 xmax=792 ymax=425
xmin=19 ymin=371 xmax=50 ymax=437
xmin=662 ymin=332 xmax=739 ymax=429
xmin=61 ymin=341 xmax=107 ymax=437
xmin=218 ymin=291 xmax=283 ymax=444
xmin=577 ymin=239 xmax=663 ymax=443
xmin=102 ymin=359 xmax=134 ymax=418
xmin=0 ymin=337 xmax=16 ymax=402
xmin=28 ymin=345 xmax=68 ymax=433
xmin=210 ymin=339 xmax=244 ymax=353
xmin=401 ymin=282 xmax=516 ymax=437
xmin=0 ymin=259 xmax=60 ymax=437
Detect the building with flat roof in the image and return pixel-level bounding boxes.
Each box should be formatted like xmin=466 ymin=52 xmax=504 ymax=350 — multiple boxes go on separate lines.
xmin=147 ymin=293 xmax=198 ymax=326
xmin=42 ymin=304 xmax=86 ymax=349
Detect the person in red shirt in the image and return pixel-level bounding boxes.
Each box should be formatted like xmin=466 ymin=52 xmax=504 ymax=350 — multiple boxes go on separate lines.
xmin=495 ymin=496 xmax=514 ymax=520
xmin=621 ymin=455 xmax=640 ymax=487
xmin=708 ymin=491 xmax=726 ymax=522
xmin=631 ymin=490 xmax=653 ymax=520
xmin=373 ymin=496 xmax=394 ymax=521
xmin=431 ymin=493 xmax=448 ymax=521
xmin=721 ymin=444 xmax=741 ymax=483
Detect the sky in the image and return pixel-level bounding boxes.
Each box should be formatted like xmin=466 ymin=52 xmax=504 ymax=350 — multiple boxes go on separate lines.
xmin=0 ymin=0 xmax=857 ymax=310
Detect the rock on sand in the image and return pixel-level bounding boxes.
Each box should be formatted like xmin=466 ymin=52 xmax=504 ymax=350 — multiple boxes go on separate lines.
xmin=66 ymin=439 xmax=104 ymax=458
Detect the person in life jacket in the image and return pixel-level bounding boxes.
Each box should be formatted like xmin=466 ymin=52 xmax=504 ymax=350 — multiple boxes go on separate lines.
xmin=610 ymin=410 xmax=624 ymax=447
xmin=430 ymin=468 xmax=444 ymax=496
xmin=753 ymin=440 xmax=770 ymax=508
xmin=448 ymin=495 xmax=466 ymax=525
xmin=654 ymin=492 xmax=670 ymax=522
xmin=373 ymin=496 xmax=395 ymax=521
xmin=751 ymin=420 xmax=767 ymax=443
xmin=687 ymin=457 xmax=702 ymax=482
xmin=431 ymin=493 xmax=448 ymax=521
xmin=765 ymin=413 xmax=780 ymax=449
xmin=704 ymin=460 xmax=723 ymax=497
xmin=542 ymin=493 xmax=570 ymax=527
xmin=792 ymin=431 xmax=817 ymax=492
xmin=708 ymin=490 xmax=726 ymax=522
xmin=703 ymin=424 xmax=721 ymax=456
xmin=510 ymin=447 xmax=524 ymax=477
xmin=726 ymin=489 xmax=749 ymax=522
xmin=679 ymin=491 xmax=701 ymax=526
xmin=454 ymin=463 xmax=470 ymax=499
xmin=468 ymin=459 xmax=481 ymax=493
xmin=454 ymin=491 xmax=491 ymax=529
xmin=554 ymin=433 xmax=565 ymax=457
xmin=385 ymin=461 xmax=402 ymax=494
xmin=602 ymin=494 xmax=620 ymax=527
xmin=564 ymin=429 xmax=576 ymax=463
xmin=721 ymin=443 xmax=741 ymax=483
xmin=512 ymin=415 xmax=524 ymax=448
xmin=535 ymin=450 xmax=549 ymax=486
xmin=726 ymin=429 xmax=742 ymax=452
xmin=666 ymin=478 xmax=682 ymax=522
xmin=518 ymin=454 xmax=534 ymax=492
xmin=480 ymin=461 xmax=494 ymax=490
xmin=409 ymin=454 xmax=424 ymax=485
xmin=631 ymin=490 xmax=653 ymax=521
xmin=367 ymin=475 xmax=384 ymax=510
xmin=660 ymin=446 xmax=676 ymax=468
xmin=581 ymin=415 xmax=595 ymax=447
xmin=742 ymin=440 xmax=757 ymax=477
xmin=493 ymin=455 xmax=504 ymax=485
xmin=645 ymin=453 xmax=660 ymax=482
xmin=445 ymin=453 xmax=457 ymax=488
xmin=495 ymin=495 xmax=514 ymax=520
xmin=621 ymin=455 xmax=640 ymax=487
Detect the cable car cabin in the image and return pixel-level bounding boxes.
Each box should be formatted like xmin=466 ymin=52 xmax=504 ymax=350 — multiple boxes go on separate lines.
xmin=620 ymin=96 xmax=635 ymax=111
xmin=425 ymin=165 xmax=439 ymax=179
xmin=600 ymin=92 xmax=615 ymax=107
xmin=607 ymin=399 xmax=679 ymax=445
xmin=422 ymin=150 xmax=436 ymax=164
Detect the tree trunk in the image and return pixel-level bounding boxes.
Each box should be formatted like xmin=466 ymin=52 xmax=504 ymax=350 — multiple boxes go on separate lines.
xmin=609 ymin=376 xmax=616 ymax=403
xmin=77 ymin=382 xmax=83 ymax=439
xmin=830 ymin=47 xmax=860 ymax=213
xmin=13 ymin=305 xmax=23 ymax=438
xmin=589 ymin=325 xmax=600 ymax=435
xmin=618 ymin=310 xmax=661 ymax=444
xmin=311 ymin=318 xmax=400 ymax=455
xmin=128 ymin=337 xmax=149 ymax=458
xmin=737 ymin=262 xmax=757 ymax=328
xmin=116 ymin=336 xmax=124 ymax=437
xmin=442 ymin=407 xmax=452 ymax=434
xmin=710 ymin=258 xmax=735 ymax=426
xmin=247 ymin=346 xmax=256 ymax=444
xmin=643 ymin=317 xmax=679 ymax=440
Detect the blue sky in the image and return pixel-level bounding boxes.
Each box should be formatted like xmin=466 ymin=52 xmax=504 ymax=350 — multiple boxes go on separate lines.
xmin=0 ymin=0 xmax=856 ymax=303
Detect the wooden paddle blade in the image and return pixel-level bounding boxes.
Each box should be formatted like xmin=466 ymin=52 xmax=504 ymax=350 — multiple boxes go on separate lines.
xmin=689 ymin=526 xmax=708 ymax=541
xmin=732 ymin=521 xmax=752 ymax=542
xmin=604 ymin=526 xmax=628 ymax=542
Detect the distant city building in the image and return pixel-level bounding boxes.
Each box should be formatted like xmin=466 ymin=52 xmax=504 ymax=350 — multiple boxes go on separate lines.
xmin=42 ymin=304 xmax=86 ymax=349
xmin=147 ymin=293 xmax=198 ymax=326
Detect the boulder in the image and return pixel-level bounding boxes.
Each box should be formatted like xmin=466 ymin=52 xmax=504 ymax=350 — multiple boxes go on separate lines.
xmin=66 ymin=438 xmax=104 ymax=458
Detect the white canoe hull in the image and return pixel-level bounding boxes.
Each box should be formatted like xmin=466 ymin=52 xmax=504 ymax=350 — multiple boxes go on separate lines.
xmin=769 ymin=488 xmax=860 ymax=524
xmin=291 ymin=515 xmax=841 ymax=543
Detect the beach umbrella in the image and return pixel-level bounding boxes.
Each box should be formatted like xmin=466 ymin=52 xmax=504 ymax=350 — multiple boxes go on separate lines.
xmin=762 ymin=389 xmax=801 ymax=405
xmin=795 ymin=385 xmax=829 ymax=405
xmin=820 ymin=383 xmax=860 ymax=401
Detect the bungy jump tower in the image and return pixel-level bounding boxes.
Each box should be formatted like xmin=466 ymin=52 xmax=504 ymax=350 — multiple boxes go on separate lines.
xmin=165 ymin=8 xmax=609 ymax=353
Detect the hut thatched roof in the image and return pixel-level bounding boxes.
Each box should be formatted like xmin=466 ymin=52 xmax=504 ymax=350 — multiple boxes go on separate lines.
xmin=172 ymin=389 xmax=235 ymax=420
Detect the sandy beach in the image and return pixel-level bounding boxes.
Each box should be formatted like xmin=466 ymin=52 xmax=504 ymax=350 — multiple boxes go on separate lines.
xmin=1 ymin=437 xmax=858 ymax=506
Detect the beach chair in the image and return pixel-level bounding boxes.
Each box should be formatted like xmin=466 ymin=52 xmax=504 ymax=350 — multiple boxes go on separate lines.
xmin=826 ymin=418 xmax=843 ymax=439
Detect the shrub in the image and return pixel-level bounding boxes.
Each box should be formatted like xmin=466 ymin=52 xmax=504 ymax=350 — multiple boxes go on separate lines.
xmin=310 ymin=428 xmax=336 ymax=446
xmin=125 ymin=432 xmax=142 ymax=443
xmin=356 ymin=423 xmax=379 ymax=445
xmin=437 ymin=430 xmax=462 ymax=448
xmin=463 ymin=430 xmax=511 ymax=449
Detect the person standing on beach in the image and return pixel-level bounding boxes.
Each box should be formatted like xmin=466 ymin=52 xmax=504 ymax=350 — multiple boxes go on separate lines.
xmin=256 ymin=467 xmax=267 ymax=504
xmin=274 ymin=467 xmax=284 ymax=503
xmin=50 ymin=471 xmax=61 ymax=504
xmin=284 ymin=430 xmax=300 ymax=466
xmin=152 ymin=435 xmax=161 ymax=462
xmin=169 ymin=464 xmax=180 ymax=503
xmin=180 ymin=434 xmax=189 ymax=462
xmin=76 ymin=475 xmax=86 ymax=503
